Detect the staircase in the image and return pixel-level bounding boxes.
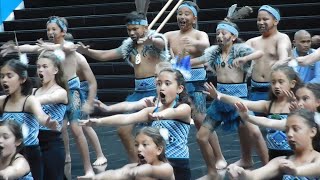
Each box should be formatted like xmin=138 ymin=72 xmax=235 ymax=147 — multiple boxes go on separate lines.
xmin=0 ymin=0 xmax=320 ymax=178
xmin=1 ymin=0 xmax=320 ymax=104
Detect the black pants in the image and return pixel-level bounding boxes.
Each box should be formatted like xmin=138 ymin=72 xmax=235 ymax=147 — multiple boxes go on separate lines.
xmin=39 ymin=130 xmax=65 ymax=180
xmin=24 ymin=145 xmax=43 ymax=180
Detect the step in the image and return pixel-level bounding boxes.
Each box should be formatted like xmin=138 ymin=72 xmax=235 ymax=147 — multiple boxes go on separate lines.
xmin=9 ymin=2 xmax=320 ymax=30
xmin=24 ymin=0 xmax=142 ymax=8
xmin=15 ymin=1 xmax=170 ymax=20
xmin=2 ymin=15 xmax=320 ymax=42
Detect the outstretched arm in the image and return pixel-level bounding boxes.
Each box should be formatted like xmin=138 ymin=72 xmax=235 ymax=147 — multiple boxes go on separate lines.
xmin=297 ymin=48 xmax=320 ymax=66
xmin=204 ymin=82 xmax=269 ymax=113
xmin=0 ymin=155 xmax=30 ymax=180
xmin=235 ymin=102 xmax=286 ymax=130
xmin=76 ymin=42 xmax=123 ymax=61
xmin=79 ymin=107 xmax=154 ymax=126
xmin=95 ymin=96 xmax=155 ymax=113
xmin=0 ymin=41 xmax=40 ymax=56
xmin=228 ymin=157 xmax=282 ymax=180
xmin=149 ymin=103 xmax=191 ymax=123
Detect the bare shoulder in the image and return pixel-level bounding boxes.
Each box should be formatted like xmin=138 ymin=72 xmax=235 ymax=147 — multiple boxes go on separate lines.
xmin=278 ymin=32 xmax=291 ymax=41
xmin=313 ymin=151 xmax=320 ymax=162
xmin=164 ymin=30 xmax=179 ymax=39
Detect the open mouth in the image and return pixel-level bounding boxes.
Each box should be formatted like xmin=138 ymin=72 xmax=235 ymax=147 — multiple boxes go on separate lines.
xmin=274 ymin=89 xmax=281 ymax=95
xmin=38 ymin=74 xmax=44 ymax=81
xmin=288 ymin=140 xmax=296 ymax=149
xmin=178 ymin=21 xmax=187 ymax=27
xmin=159 ymin=92 xmax=166 ymax=99
xmin=0 ymin=145 xmax=3 ymax=154
xmin=2 ymin=84 xmax=9 ymax=94
xmin=137 ymin=154 xmax=147 ymax=165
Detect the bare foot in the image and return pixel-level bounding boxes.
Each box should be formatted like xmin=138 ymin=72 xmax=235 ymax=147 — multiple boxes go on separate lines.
xmin=215 ymin=159 xmax=227 ymax=170
xmin=230 ymin=159 xmax=253 ymax=169
xmin=65 ymin=154 xmax=71 ymax=163
xmin=92 ymin=156 xmax=108 ymax=166
xmin=196 ymin=173 xmax=222 ymax=180
xmin=77 ymin=171 xmax=95 ymax=180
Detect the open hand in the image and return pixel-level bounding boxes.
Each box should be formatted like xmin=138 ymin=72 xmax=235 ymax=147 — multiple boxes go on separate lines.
xmin=137 ymin=36 xmax=153 ymax=45
xmin=0 ymin=40 xmax=17 ymax=57
xmin=78 ymin=118 xmax=99 ymax=126
xmin=203 ymin=82 xmax=220 ymax=99
xmin=77 ymin=42 xmax=90 ymax=54
xmin=234 ymin=102 xmax=250 ymax=121
xmin=279 ymin=159 xmax=297 ymax=176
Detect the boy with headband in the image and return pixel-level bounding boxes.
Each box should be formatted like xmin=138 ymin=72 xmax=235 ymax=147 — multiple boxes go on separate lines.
xmin=76 ymin=11 xmax=169 ymax=162
xmin=247 ymin=5 xmax=291 ymax=102
xmin=164 ymin=1 xmax=229 ymax=170
xmin=192 ymin=19 xmax=266 ymax=179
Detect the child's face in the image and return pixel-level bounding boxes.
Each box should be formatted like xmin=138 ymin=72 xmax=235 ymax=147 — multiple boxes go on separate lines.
xmin=126 ymin=24 xmax=146 ymax=42
xmin=0 ymin=65 xmax=24 ymax=95
xmin=216 ymin=29 xmax=235 ymax=47
xmin=135 ymin=133 xmax=162 ymax=165
xmin=177 ymin=7 xmax=196 ymax=31
xmin=47 ymin=23 xmax=65 ymax=42
xmin=257 ymin=11 xmax=278 ymax=33
xmin=296 ymin=87 xmax=320 ymax=112
xmin=37 ymin=58 xmax=58 ymax=85
xmin=271 ymin=71 xmax=296 ymax=98
xmin=156 ymin=71 xmax=183 ymax=105
xmin=0 ymin=125 xmax=20 ymax=157
xmin=285 ymin=115 xmax=316 ymax=151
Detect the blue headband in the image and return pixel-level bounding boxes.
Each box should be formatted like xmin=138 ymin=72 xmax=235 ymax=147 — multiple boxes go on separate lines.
xmin=127 ymin=19 xmax=148 ymax=26
xmin=216 ymin=23 xmax=239 ymax=37
xmin=178 ymin=4 xmax=198 ymax=17
xmin=47 ymin=17 xmax=68 ymax=32
xmin=259 ymin=5 xmax=280 ymax=21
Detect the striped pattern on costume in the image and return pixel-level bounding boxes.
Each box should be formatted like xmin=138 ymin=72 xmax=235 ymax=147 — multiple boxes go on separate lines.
xmin=266 ymin=114 xmax=290 ymax=150
xmin=185 ymin=67 xmax=207 ymax=82
xmin=152 ymin=120 xmax=190 ymax=159
xmin=40 ymin=103 xmax=67 ymax=130
xmin=135 ymin=77 xmax=156 ymax=91
xmin=283 ymin=175 xmax=319 ymax=180
xmin=2 ymin=112 xmax=39 ymax=145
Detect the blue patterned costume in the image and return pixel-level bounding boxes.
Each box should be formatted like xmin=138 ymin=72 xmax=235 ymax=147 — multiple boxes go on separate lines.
xmin=117 ymin=30 xmax=169 ymax=103
xmin=126 ymin=76 xmax=157 ymax=102
xmin=1 ymin=96 xmax=42 ymax=180
xmin=202 ymin=43 xmax=253 ymax=131
xmin=152 ymin=102 xmax=191 ymax=180
xmin=185 ymin=67 xmax=207 ymax=113
xmin=283 ymin=175 xmax=320 ymax=180
xmin=66 ymin=77 xmax=81 ymax=121
xmin=79 ymin=80 xmax=97 ymax=119
xmin=33 ymin=87 xmax=67 ymax=180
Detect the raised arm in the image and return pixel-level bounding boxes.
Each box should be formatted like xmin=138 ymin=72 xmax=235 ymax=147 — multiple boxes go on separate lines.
xmin=0 ymin=155 xmax=30 ymax=180
xmin=76 ymin=42 xmax=123 ymax=61
xmin=0 ymin=41 xmax=40 ymax=56
xmin=76 ymin=52 xmax=97 ymax=114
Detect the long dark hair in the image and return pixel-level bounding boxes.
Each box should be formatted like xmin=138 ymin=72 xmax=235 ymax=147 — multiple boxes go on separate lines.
xmin=0 ymin=119 xmax=24 ymax=154
xmin=288 ymin=109 xmax=320 ymax=152
xmin=1 ymin=59 xmax=33 ymax=96
xmin=37 ymin=50 xmax=69 ymax=92
xmin=136 ymin=127 xmax=168 ymax=163
xmin=158 ymin=68 xmax=192 ymax=106
xmin=269 ymin=65 xmax=302 ymax=101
